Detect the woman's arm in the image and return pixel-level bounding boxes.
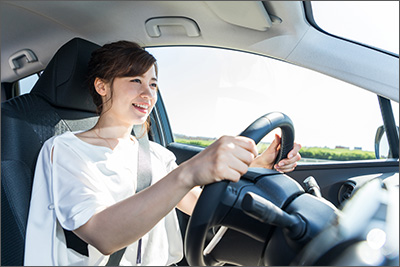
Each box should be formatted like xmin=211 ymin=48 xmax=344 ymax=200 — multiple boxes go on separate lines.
xmin=73 ymin=135 xmax=257 ymax=255
xmin=177 ymin=186 xmax=202 ymax=216
xmin=74 ymin=164 xmax=196 ymax=255
xmin=176 ymin=134 xmax=302 ymax=216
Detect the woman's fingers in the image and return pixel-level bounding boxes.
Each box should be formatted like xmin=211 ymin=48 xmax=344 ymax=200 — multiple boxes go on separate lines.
xmin=188 ymin=135 xmax=258 ymax=185
xmin=212 ymin=136 xmax=257 ymax=180
xmin=224 ymin=135 xmax=258 ymax=158
xmin=274 ymin=142 xmax=302 ymax=172
xmin=188 ymin=134 xmax=302 ymax=185
xmin=268 ymin=134 xmax=281 ymax=152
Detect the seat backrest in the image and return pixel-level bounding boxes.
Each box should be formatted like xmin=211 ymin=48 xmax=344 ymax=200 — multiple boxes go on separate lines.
xmin=1 ymin=37 xmax=101 ymax=266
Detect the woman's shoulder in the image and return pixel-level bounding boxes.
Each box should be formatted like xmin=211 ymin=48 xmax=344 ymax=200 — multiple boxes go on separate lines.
xmin=41 ymin=131 xmax=74 ymax=147
xmin=149 ymin=141 xmax=172 ymax=155
xmin=41 ymin=131 xmax=87 ymax=154
xmin=149 ymin=141 xmax=176 ymax=162
xmin=51 ymin=131 xmax=80 ymax=146
xmin=36 ymin=132 xmax=81 ymax=162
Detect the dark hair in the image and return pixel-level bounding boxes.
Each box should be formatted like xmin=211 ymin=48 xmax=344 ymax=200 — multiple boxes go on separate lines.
xmin=87 ymin=40 xmax=157 ymax=133
xmin=88 ymin=41 xmax=158 ymax=114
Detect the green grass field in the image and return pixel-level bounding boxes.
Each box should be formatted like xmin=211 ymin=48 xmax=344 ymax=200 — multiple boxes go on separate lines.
xmin=174 ymin=138 xmax=375 ymax=161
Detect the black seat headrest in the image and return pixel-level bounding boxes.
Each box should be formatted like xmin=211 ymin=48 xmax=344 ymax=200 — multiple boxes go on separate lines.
xmin=31 ymin=37 xmax=100 ymax=113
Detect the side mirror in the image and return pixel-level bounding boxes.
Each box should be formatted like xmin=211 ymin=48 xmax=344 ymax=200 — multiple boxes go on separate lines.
xmin=375 ymin=125 xmax=399 ymax=159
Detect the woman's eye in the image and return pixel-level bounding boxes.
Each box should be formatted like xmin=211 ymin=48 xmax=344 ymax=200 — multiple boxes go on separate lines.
xmin=131 ymin=79 xmax=141 ymax=83
xmin=150 ymin=83 xmax=158 ymax=89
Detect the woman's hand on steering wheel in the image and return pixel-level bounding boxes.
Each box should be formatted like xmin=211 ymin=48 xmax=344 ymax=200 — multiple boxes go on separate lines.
xmin=184 ymin=112 xmax=301 ymax=266
xmin=181 ymin=135 xmax=259 ymax=188
xmin=250 ymin=134 xmax=302 ymax=173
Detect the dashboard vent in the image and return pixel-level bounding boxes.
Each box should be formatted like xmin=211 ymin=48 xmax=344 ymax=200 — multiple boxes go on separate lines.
xmin=338 ymin=181 xmax=356 ymax=205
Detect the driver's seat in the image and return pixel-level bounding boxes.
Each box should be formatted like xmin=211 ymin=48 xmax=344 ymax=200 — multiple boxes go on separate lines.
xmin=1 ymin=37 xmax=100 ymax=266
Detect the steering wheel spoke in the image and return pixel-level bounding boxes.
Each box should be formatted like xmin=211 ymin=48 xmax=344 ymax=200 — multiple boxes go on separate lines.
xmin=203 ymin=226 xmax=229 ymax=256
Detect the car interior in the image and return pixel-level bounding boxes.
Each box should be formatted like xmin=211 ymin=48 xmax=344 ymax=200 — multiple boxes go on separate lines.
xmin=2 ymin=37 xmax=101 ymax=266
xmin=1 ymin=1 xmax=399 ymax=266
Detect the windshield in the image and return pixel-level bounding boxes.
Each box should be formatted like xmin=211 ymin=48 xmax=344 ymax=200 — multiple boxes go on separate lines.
xmin=311 ymin=1 xmax=399 ymax=55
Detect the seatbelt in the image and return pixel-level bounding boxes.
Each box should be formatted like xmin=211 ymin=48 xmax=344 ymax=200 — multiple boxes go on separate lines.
xmin=134 ymin=125 xmax=152 ymax=192
xmin=106 ymin=125 xmax=152 ymax=266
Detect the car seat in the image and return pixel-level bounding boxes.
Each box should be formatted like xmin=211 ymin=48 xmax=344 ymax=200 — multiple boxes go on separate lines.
xmin=1 ymin=37 xmax=101 ymax=266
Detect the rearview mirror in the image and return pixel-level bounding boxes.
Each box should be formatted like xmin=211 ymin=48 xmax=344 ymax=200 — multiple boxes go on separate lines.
xmin=375 ymin=125 xmax=399 ymax=159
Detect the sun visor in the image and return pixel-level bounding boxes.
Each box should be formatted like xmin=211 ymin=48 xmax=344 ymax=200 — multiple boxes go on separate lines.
xmin=205 ymin=1 xmax=274 ymax=31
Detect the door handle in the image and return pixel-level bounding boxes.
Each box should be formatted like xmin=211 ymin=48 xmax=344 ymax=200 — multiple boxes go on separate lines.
xmin=9 ymin=49 xmax=38 ymax=70
xmin=145 ymin=17 xmax=201 ymax=37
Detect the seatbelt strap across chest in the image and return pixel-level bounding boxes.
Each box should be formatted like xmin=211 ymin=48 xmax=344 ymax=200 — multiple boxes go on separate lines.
xmin=134 ymin=125 xmax=152 ymax=192
xmin=106 ymin=125 xmax=152 ymax=266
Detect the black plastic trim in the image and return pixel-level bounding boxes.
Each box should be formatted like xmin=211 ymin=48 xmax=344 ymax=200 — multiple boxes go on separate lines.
xmin=294 ymin=159 xmax=398 ymax=171
xmin=377 ymin=96 xmax=399 ymax=158
xmin=154 ymin=91 xmax=174 ymax=145
xmin=149 ymin=91 xmax=174 ymax=146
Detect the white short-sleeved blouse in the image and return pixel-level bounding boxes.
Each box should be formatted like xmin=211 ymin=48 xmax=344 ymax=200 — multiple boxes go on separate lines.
xmin=24 ymin=131 xmax=183 ymax=266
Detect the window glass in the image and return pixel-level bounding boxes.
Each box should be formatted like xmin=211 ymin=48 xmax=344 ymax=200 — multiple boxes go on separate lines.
xmin=148 ymin=46 xmax=398 ymax=162
xmin=18 ymin=73 xmax=39 ymax=95
xmin=311 ymin=1 xmax=399 ymax=54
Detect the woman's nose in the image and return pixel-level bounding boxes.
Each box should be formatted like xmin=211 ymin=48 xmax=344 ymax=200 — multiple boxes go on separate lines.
xmin=140 ymin=84 xmax=155 ymax=98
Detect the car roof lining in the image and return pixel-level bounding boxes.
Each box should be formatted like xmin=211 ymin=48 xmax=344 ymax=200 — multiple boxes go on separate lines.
xmin=0 ymin=1 xmax=309 ymax=83
xmin=1 ymin=1 xmax=398 ymax=102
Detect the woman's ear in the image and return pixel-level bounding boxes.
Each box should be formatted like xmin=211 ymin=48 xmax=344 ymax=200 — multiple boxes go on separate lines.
xmin=94 ymin=77 xmax=108 ymax=96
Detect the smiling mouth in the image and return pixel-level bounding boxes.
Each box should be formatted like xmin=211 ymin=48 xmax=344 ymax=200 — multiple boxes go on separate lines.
xmin=132 ymin=103 xmax=150 ymax=114
xmin=132 ymin=103 xmax=148 ymax=109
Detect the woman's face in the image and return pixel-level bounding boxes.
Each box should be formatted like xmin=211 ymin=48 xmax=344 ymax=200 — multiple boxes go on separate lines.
xmin=101 ymin=65 xmax=158 ymax=126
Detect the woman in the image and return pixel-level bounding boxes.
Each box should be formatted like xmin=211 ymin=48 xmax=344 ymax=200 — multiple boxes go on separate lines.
xmin=24 ymin=41 xmax=301 ymax=266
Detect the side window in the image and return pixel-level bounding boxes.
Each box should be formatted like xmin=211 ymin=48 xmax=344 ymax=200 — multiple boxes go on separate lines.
xmin=1 ymin=73 xmax=39 ymax=102
xmin=18 ymin=73 xmax=40 ymax=95
xmin=147 ymin=47 xmax=399 ymax=162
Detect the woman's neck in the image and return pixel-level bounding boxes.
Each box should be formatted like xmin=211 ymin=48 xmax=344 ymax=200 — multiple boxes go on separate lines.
xmin=93 ymin=116 xmax=134 ymax=140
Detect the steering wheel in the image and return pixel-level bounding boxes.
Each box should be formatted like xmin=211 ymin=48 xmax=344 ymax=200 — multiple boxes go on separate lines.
xmin=184 ymin=112 xmax=295 ymax=266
